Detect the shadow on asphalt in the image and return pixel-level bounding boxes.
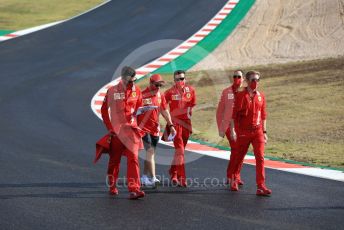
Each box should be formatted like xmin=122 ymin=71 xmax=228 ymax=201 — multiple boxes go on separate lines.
xmin=0 ymin=181 xmax=253 ymax=200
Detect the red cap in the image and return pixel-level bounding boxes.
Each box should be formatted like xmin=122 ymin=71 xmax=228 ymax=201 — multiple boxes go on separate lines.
xmin=150 ymin=74 xmax=165 ymax=83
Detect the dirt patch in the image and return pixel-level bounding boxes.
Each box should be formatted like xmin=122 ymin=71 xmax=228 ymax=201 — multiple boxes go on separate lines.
xmin=192 ymin=0 xmax=344 ymax=70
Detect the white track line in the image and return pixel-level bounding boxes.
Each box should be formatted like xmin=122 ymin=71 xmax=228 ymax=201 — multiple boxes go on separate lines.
xmin=0 ymin=0 xmax=111 ymax=42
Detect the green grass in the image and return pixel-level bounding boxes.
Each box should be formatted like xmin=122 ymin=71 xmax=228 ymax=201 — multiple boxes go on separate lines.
xmin=0 ymin=0 xmax=104 ymax=30
xmin=137 ymin=57 xmax=344 ymax=169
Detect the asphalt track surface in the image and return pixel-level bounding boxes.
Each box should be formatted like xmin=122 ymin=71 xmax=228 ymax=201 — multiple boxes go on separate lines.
xmin=0 ymin=0 xmax=343 ymax=229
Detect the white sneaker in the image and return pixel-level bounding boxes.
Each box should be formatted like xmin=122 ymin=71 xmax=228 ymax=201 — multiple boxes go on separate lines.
xmin=152 ymin=176 xmax=160 ymax=184
xmin=141 ymin=175 xmax=154 ymax=187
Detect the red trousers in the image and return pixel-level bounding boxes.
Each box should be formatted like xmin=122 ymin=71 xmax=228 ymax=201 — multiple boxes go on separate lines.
xmin=232 ymin=129 xmax=266 ymax=186
xmin=107 ymin=134 xmax=141 ymax=192
xmin=225 ymin=128 xmax=243 ymax=181
xmin=169 ymin=120 xmax=191 ymax=181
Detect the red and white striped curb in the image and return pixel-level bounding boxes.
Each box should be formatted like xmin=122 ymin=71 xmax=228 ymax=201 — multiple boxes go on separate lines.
xmin=91 ymin=0 xmax=240 ymax=118
xmin=0 ymin=21 xmax=64 ymax=42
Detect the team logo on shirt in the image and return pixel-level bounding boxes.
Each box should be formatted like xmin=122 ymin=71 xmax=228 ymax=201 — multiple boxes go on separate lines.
xmin=143 ymin=98 xmax=152 ymax=105
xmin=114 ymin=92 xmax=125 ymax=100
xmin=186 ymin=93 xmax=191 ymax=99
xmin=158 ymin=98 xmax=161 ymax=104
xmin=185 ymin=87 xmax=190 ymax=93
xmin=172 ymin=94 xmax=181 ymax=100
xmin=258 ymin=96 xmax=262 ymax=102
xmin=228 ymin=93 xmax=234 ymax=100
xmin=131 ymin=92 xmax=137 ymax=98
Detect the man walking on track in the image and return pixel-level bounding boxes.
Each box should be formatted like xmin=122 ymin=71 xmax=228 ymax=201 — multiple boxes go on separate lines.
xmin=216 ymin=70 xmax=244 ymax=187
xmin=137 ymin=74 xmax=176 ymax=186
xmin=101 ymin=66 xmax=146 ymax=200
xmin=164 ymin=70 xmax=196 ymax=187
xmin=230 ymin=71 xmax=272 ymax=196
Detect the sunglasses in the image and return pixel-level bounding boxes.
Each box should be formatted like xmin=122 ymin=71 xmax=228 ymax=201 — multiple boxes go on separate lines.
xmin=233 ymin=75 xmax=242 ymax=79
xmin=154 ymin=83 xmax=163 ymax=87
xmin=175 ymin=77 xmax=185 ymax=82
xmin=250 ymin=78 xmax=260 ymax=82
xmin=125 ymin=75 xmax=136 ymax=81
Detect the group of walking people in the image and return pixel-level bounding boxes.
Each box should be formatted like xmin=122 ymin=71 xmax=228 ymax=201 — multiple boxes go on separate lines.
xmin=96 ymin=66 xmax=271 ymax=200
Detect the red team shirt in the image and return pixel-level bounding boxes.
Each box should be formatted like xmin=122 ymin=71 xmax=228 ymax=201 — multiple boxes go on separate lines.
xmin=137 ymin=87 xmax=167 ymax=136
xmin=164 ymin=84 xmax=196 ymax=122
xmin=216 ymin=85 xmax=239 ymax=134
xmin=232 ymin=88 xmax=267 ymax=130
xmin=101 ymin=80 xmax=143 ymax=136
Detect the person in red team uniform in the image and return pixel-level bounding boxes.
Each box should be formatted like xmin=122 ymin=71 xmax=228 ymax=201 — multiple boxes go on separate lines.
xmin=101 ymin=66 xmax=145 ymax=200
xmin=216 ymin=70 xmax=244 ymax=186
xmin=137 ymin=74 xmax=176 ymax=186
xmin=230 ymin=71 xmax=272 ymax=196
xmin=164 ymin=70 xmax=196 ymax=187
